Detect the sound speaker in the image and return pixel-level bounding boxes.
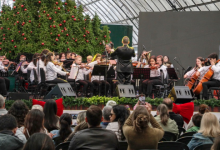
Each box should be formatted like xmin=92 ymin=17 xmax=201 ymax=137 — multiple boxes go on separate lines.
xmin=116 ymin=85 xmax=136 ymax=98
xmin=44 ymin=83 xmax=76 ymax=99
xmin=168 ymin=86 xmax=193 ymax=103
xmin=8 ymin=92 xmax=29 ymax=100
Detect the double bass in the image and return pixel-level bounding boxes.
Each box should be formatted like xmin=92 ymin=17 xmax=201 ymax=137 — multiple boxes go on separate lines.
xmin=193 ymin=59 xmax=220 ymax=95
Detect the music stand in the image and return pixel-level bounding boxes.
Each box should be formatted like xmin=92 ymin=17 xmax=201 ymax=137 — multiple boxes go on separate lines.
xmin=63 ymin=59 xmax=74 ymax=69
xmin=167 ymin=68 xmax=178 ymax=80
xmin=107 ymin=66 xmax=115 ymax=79
xmin=92 ymin=65 xmax=108 ymax=96
xmin=133 ymin=68 xmax=150 ymax=94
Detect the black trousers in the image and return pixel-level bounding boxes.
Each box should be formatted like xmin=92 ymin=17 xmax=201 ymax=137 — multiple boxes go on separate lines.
xmin=46 ymin=78 xmax=67 ymax=84
xmin=202 ymin=79 xmax=220 ymax=99
xmin=117 ymin=72 xmax=131 ymax=84
xmin=76 ymin=80 xmax=94 ymax=95
xmin=0 ymin=77 xmax=10 ymax=95
xmin=142 ymin=77 xmax=162 ymax=97
xmin=92 ymin=80 xmax=110 ymax=96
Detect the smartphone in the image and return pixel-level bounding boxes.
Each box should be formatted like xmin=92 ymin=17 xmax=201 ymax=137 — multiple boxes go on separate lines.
xmin=139 ymin=95 xmax=146 ymax=105
xmin=71 ymin=114 xmax=78 ymax=119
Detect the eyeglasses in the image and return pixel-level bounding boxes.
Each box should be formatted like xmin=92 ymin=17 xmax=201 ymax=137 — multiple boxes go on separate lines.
xmin=110 ymin=113 xmax=114 ymax=117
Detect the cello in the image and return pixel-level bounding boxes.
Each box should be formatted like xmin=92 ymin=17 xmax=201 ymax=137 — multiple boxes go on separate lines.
xmin=185 ymin=68 xmax=199 ymax=90
xmin=193 ymin=59 xmax=220 ymax=95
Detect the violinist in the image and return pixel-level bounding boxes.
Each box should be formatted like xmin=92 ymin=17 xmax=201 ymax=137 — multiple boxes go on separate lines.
xmin=37 ymin=49 xmax=50 ymax=83
xmin=0 ymin=56 xmax=10 ymax=96
xmin=71 ymin=52 xmax=76 ymax=60
xmin=196 ymin=53 xmax=220 ymax=100
xmin=141 ymin=56 xmax=163 ymax=98
xmin=137 ymin=50 xmax=151 ymax=68
xmin=87 ymin=55 xmax=93 ymax=65
xmin=102 ymin=43 xmax=116 ymax=60
xmin=156 ymin=55 xmax=168 ymax=79
xmin=27 ymin=53 xmax=40 ymax=84
xmin=54 ymin=52 xmax=60 ymax=60
xmin=66 ymin=52 xmax=72 ymax=60
xmin=88 ymin=54 xmax=110 ymax=96
xmin=163 ymin=56 xmax=174 ymax=68
xmin=44 ymin=52 xmax=69 ymax=84
xmin=59 ymin=53 xmax=66 ymax=62
xmin=19 ymin=55 xmax=29 ymax=74
xmin=69 ymin=55 xmax=94 ymax=97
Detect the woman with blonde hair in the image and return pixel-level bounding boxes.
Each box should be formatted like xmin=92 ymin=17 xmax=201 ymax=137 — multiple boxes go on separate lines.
xmin=123 ymin=104 xmax=164 ymax=150
xmin=154 ymin=104 xmax=178 ymax=135
xmin=187 ymin=113 xmax=220 ymax=150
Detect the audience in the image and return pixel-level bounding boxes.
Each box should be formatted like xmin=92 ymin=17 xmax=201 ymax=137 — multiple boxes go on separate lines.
xmin=101 ymin=106 xmax=112 ymax=128
xmin=76 ymin=111 xmax=86 ymax=125
xmin=106 ymin=105 xmax=129 ymax=140
xmin=106 ymin=100 xmax=117 ymax=107
xmin=20 ymin=109 xmax=48 ymax=139
xmin=162 ymin=98 xmax=184 ymax=128
xmin=0 ymin=114 xmax=24 ymax=150
xmin=23 ymin=133 xmax=55 ymax=150
xmin=187 ymin=113 xmax=220 ymax=150
xmin=186 ymin=113 xmax=202 ymax=132
xmin=68 ymin=105 xmax=119 ymax=150
xmin=43 ymin=99 xmax=60 ymax=132
xmin=8 ymin=100 xmax=29 ymax=127
xmin=31 ymin=104 xmax=43 ymax=111
xmin=211 ymin=135 xmax=220 ymax=150
xmin=123 ymin=104 xmax=164 ymax=150
xmin=155 ymin=104 xmax=178 ymax=135
xmin=187 ymin=104 xmax=209 ymax=130
xmin=0 ymin=94 xmax=7 ymax=116
xmin=50 ymin=113 xmax=74 ymax=146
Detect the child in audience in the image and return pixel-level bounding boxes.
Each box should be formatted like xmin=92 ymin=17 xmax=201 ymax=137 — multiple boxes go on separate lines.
xmin=186 ymin=113 xmax=202 ymax=132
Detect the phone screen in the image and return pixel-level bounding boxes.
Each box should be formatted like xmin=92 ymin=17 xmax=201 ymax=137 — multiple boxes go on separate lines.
xmin=139 ymin=96 xmax=146 ymax=105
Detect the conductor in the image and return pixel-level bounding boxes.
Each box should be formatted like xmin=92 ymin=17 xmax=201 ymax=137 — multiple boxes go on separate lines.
xmin=110 ymin=36 xmax=135 ymax=84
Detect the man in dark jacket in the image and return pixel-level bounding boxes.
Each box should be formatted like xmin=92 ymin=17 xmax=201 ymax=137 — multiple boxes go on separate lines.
xmin=68 ymin=105 xmax=119 ymax=150
xmin=0 ymin=114 xmax=24 ymax=150
xmin=110 ymin=36 xmax=135 ymax=84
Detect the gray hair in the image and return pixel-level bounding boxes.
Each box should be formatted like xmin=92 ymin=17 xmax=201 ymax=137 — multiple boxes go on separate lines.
xmin=77 ymin=111 xmax=86 ymax=124
xmin=0 ymin=95 xmax=5 ymax=108
xmin=102 ymin=106 xmax=112 ymax=121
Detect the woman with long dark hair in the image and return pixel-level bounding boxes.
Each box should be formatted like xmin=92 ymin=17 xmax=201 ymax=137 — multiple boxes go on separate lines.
xmin=106 ymin=105 xmax=129 ymax=140
xmin=154 ymin=104 xmax=178 ymax=135
xmin=21 ymin=109 xmax=47 ymax=139
xmin=22 ymin=133 xmax=55 ymax=150
xmin=163 ymin=55 xmax=174 ymax=68
xmin=27 ymin=53 xmax=40 ymax=84
xmin=43 ymin=99 xmax=60 ymax=132
xmin=50 ymin=113 xmax=73 ymax=145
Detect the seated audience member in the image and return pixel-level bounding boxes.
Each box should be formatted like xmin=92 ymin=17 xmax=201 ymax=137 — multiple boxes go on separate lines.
xmin=155 ymin=104 xmax=178 ymax=135
xmin=31 ymin=104 xmax=43 ymax=111
xmin=76 ymin=111 xmax=86 ymax=125
xmin=0 ymin=95 xmax=7 ymax=115
xmin=186 ymin=113 xmax=202 ymax=132
xmin=0 ymin=114 xmax=24 ymax=150
xmin=106 ymin=105 xmax=130 ymax=140
xmin=123 ymin=104 xmax=164 ymax=150
xmin=43 ymin=99 xmax=60 ymax=132
xmin=101 ymin=106 xmax=112 ymax=128
xmin=211 ymin=135 xmax=220 ymax=150
xmin=106 ymin=100 xmax=117 ymax=107
xmin=68 ymin=105 xmax=119 ymax=150
xmin=50 ymin=113 xmax=74 ymax=146
xmin=22 ymin=133 xmax=55 ymax=150
xmin=7 ymin=100 xmax=29 ymax=128
xmin=162 ymin=98 xmax=184 ymax=128
xmin=187 ymin=104 xmax=209 ymax=130
xmin=20 ymin=109 xmax=48 ymax=139
xmin=187 ymin=113 xmax=220 ymax=150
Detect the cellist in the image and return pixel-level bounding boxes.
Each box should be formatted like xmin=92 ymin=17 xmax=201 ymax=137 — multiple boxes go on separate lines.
xmin=196 ymin=53 xmax=220 ymax=100
xmin=184 ymin=57 xmax=204 ymax=79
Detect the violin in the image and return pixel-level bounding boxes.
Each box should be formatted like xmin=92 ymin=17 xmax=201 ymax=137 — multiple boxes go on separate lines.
xmin=75 ymin=63 xmax=92 ymax=70
xmin=150 ymin=64 xmax=160 ymax=70
xmin=132 ymin=61 xmax=146 ymax=67
xmin=21 ymin=61 xmax=29 ymax=66
xmin=2 ymin=59 xmax=17 ymax=65
xmin=53 ymin=60 xmax=63 ymax=66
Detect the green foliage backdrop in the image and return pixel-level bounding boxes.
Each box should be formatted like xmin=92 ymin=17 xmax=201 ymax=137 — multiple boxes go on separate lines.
xmin=0 ymin=0 xmax=110 ymax=59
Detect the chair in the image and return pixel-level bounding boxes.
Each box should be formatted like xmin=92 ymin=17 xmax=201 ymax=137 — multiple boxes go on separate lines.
xmin=193 ymin=144 xmax=213 ymax=150
xmin=176 ymin=136 xmax=193 ymax=145
xmin=118 ymin=141 xmax=128 ymax=150
xmin=178 ymin=127 xmax=186 ymax=138
xmin=158 ymin=142 xmax=189 ymax=150
xmin=55 ymin=141 xmax=70 ymax=150
xmin=163 ymin=131 xmax=177 ymax=141
xmin=209 ymin=87 xmax=220 ymax=99
xmin=179 ymin=132 xmax=197 ymax=138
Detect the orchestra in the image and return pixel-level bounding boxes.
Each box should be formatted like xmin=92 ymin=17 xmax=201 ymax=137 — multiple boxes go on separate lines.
xmin=1 ymin=39 xmax=220 ymax=100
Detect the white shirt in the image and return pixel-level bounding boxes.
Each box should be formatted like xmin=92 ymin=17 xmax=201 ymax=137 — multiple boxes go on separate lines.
xmin=45 ymin=62 xmax=66 ymax=81
xmin=36 ymin=59 xmax=46 ymax=83
xmin=27 ymin=62 xmax=37 ymax=82
xmin=21 ymin=65 xmax=28 ymax=73
xmin=144 ymin=65 xmax=160 ymax=78
xmin=0 ymin=61 xmax=6 ymax=72
xmin=160 ymin=65 xmax=168 ymax=79
xmin=72 ymin=64 xmax=91 ymax=81
xmin=198 ymin=65 xmax=212 ymax=80
xmin=88 ymin=61 xmax=104 ymax=82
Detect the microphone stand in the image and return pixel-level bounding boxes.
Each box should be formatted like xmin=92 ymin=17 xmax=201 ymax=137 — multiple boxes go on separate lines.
xmin=104 ymin=45 xmax=108 ymax=97
xmin=173 ymin=58 xmax=185 ymax=85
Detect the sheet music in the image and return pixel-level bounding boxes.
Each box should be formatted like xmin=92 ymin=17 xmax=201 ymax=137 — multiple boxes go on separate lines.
xmin=68 ymin=66 xmax=79 ymax=79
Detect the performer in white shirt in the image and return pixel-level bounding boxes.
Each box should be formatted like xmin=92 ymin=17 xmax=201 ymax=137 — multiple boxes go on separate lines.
xmin=196 ymin=53 xmax=220 ymax=99
xmin=68 ymin=55 xmax=93 ymax=97
xmin=141 ymin=56 xmax=163 ymax=97
xmin=0 ymin=56 xmax=10 ymax=96
xmin=44 ymin=52 xmax=69 ymax=83
xmin=88 ymin=54 xmax=110 ymax=96
xmin=156 ymin=55 xmax=168 ymax=79
xmin=27 ymin=53 xmax=40 ymax=84
xmin=163 ymin=55 xmax=174 ymax=68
